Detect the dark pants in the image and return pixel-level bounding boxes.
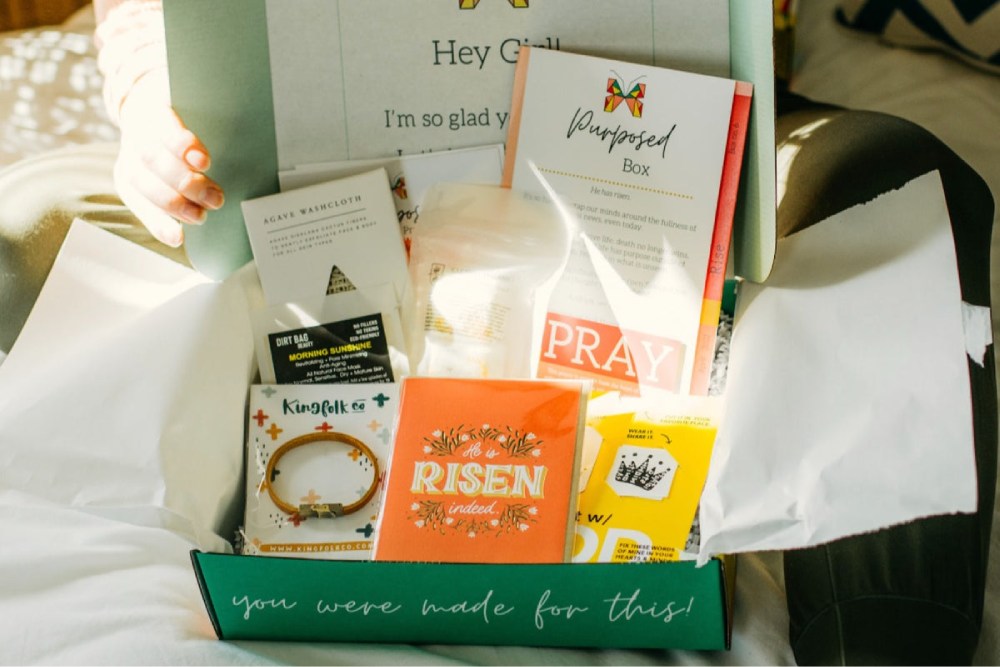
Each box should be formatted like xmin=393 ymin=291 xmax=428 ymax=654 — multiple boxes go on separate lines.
xmin=776 ymin=92 xmax=997 ymax=665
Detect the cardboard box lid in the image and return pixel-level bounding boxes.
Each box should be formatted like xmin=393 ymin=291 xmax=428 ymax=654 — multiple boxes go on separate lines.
xmin=163 ymin=0 xmax=776 ymax=282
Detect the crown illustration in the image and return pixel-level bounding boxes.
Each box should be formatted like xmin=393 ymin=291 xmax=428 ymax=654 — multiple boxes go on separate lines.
xmin=615 ymin=453 xmax=668 ymax=491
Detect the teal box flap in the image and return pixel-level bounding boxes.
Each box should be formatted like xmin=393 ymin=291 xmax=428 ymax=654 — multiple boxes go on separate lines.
xmin=163 ymin=0 xmax=278 ymax=280
xmin=192 ymin=551 xmax=731 ymax=649
xmin=730 ymin=0 xmax=777 ymax=282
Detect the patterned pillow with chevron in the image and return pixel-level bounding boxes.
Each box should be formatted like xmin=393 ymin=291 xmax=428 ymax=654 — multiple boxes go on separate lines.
xmin=836 ymin=0 xmax=1000 ymax=74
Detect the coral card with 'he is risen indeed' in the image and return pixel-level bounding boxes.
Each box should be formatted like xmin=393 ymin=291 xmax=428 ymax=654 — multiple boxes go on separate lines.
xmin=374 ymin=377 xmax=590 ymax=564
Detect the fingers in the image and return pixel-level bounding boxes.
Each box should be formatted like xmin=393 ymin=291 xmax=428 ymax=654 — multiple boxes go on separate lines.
xmin=114 ymin=155 xmax=185 ymax=247
xmin=159 ymin=109 xmax=212 ymax=174
xmin=115 ymin=72 xmax=224 ymax=246
xmin=117 ymin=92 xmax=225 ymax=246
xmin=136 ymin=137 xmax=223 ymax=220
xmin=131 ymin=150 xmax=207 ymax=225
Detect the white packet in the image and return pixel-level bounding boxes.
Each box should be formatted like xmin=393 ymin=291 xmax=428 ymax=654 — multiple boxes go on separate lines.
xmin=252 ymin=283 xmax=409 ymax=384
xmin=403 ymin=183 xmax=571 ymax=379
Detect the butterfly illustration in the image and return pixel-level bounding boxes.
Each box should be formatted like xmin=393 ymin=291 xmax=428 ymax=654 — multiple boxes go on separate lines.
xmin=391 ymin=175 xmax=408 ymax=200
xmin=605 ymin=72 xmax=646 ymax=118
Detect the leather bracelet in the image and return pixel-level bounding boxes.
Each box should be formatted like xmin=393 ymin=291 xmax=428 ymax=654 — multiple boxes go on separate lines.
xmin=264 ymin=432 xmax=379 ymax=519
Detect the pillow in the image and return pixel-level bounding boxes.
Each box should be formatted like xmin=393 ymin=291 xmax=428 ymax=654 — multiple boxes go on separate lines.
xmin=836 ymin=0 xmax=1000 ymax=74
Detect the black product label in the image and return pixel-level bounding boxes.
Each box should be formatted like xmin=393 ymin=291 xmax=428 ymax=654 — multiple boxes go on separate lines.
xmin=268 ymin=313 xmax=394 ymax=384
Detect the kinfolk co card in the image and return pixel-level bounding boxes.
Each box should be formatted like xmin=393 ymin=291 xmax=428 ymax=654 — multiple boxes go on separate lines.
xmin=242 ymin=383 xmax=400 ymax=559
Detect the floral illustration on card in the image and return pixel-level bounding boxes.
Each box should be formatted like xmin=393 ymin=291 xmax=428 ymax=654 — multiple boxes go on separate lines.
xmin=421 ymin=423 xmax=543 ymax=457
xmin=408 ymin=499 xmax=539 ymax=538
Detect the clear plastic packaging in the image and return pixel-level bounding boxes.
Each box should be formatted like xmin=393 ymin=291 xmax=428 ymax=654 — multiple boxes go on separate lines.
xmin=403 ymin=183 xmax=571 ymax=379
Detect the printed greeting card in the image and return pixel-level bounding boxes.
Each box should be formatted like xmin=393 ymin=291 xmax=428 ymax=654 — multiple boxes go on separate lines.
xmin=373 ymin=377 xmax=589 ymax=564
xmin=503 ymin=47 xmax=751 ymax=397
xmin=241 ymin=168 xmax=410 ymax=306
xmin=572 ymin=397 xmax=721 ymax=563
xmin=242 ymin=383 xmax=400 ymax=559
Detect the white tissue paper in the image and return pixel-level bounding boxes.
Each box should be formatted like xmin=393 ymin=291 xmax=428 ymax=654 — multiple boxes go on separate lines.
xmin=698 ymin=170 xmax=977 ymax=563
xmin=0 ymin=169 xmax=980 ymax=565
xmin=0 ymin=221 xmax=259 ymax=552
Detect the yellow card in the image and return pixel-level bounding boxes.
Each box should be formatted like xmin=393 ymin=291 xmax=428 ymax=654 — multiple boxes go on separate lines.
xmin=573 ymin=397 xmax=721 ymax=562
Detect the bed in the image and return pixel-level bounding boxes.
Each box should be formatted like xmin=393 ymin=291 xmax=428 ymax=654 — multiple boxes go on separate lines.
xmin=0 ymin=1 xmax=998 ymax=664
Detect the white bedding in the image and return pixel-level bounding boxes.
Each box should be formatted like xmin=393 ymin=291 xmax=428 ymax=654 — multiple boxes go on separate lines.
xmin=0 ymin=1 xmax=997 ymax=665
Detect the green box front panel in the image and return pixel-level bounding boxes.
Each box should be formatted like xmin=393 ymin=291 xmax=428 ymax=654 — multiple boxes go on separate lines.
xmin=192 ymin=552 xmax=729 ymax=649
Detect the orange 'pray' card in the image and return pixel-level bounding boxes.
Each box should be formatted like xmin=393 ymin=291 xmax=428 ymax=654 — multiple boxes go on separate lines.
xmin=373 ymin=377 xmax=589 ymax=564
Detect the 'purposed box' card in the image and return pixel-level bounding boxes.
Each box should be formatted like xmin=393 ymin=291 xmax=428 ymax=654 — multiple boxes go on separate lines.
xmin=242 ymin=383 xmax=400 ymax=560
xmin=241 ymin=168 xmax=410 ymax=305
xmin=503 ymin=47 xmax=751 ymax=397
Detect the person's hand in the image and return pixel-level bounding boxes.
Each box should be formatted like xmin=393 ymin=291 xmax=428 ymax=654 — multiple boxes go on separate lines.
xmin=113 ymin=68 xmax=224 ymax=247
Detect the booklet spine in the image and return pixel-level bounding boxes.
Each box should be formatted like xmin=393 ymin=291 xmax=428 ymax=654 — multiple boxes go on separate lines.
xmin=689 ymin=82 xmax=753 ymax=396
